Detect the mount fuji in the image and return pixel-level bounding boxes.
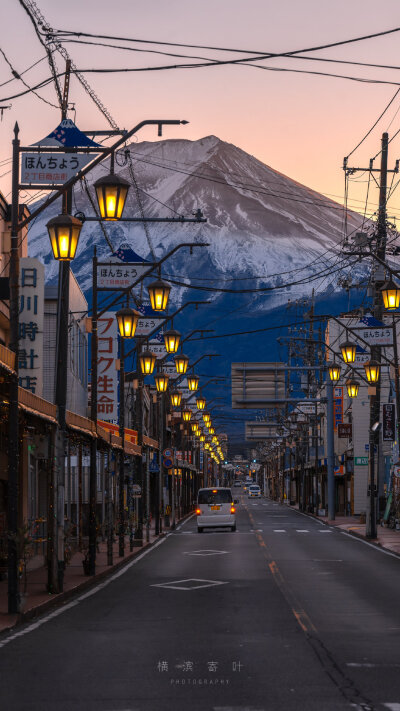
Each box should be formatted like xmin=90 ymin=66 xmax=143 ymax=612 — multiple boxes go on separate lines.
xmin=27 ymin=135 xmax=370 ymax=448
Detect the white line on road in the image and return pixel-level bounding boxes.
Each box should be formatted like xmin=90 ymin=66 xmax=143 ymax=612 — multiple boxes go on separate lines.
xmin=273 ymin=530 xmax=286 ymax=533
xmin=340 ymin=531 xmax=400 ymax=560
xmin=296 ymin=530 xmax=310 ymax=533
xmin=382 ymin=704 xmax=400 ymax=710
xmin=0 ymin=531 xmax=175 ymax=649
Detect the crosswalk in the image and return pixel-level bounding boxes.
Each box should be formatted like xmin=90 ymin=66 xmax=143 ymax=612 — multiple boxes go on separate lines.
xmin=272 ymin=529 xmax=333 ymax=534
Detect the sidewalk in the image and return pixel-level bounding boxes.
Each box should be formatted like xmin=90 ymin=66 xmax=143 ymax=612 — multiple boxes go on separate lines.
xmin=291 ymin=504 xmax=400 ymax=556
xmin=0 ymin=516 xmax=187 ymax=634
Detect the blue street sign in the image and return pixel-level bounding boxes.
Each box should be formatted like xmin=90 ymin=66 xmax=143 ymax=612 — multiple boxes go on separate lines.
xmin=149 ymin=457 xmax=160 ymax=473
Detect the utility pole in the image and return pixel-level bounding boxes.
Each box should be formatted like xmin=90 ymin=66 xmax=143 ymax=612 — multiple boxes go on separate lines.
xmin=367 ymin=133 xmax=388 ymax=538
xmin=344 ymin=133 xmax=391 ymax=538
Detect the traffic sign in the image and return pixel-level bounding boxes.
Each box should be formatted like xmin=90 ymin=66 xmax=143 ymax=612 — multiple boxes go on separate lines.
xmin=163 ymin=457 xmax=173 ymax=469
xmin=149 ymin=457 xmax=160 ymax=473
xmin=163 ymin=448 xmax=173 ymax=458
xmin=132 ymin=484 xmax=141 ymax=498
xmin=355 ymin=456 xmax=368 ymax=466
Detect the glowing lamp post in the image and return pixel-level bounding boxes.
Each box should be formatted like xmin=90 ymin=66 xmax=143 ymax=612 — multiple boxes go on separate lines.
xmin=139 ymin=349 xmax=157 ymax=375
xmin=346 ymin=379 xmax=359 ymax=398
xmin=182 ymin=407 xmax=192 ymax=422
xmin=196 ymin=396 xmax=206 ymax=410
xmin=170 ymin=390 xmax=182 ymax=408
xmin=174 ymin=353 xmax=189 ymax=375
xmin=381 ymin=278 xmax=400 ymax=310
xmin=187 ymin=374 xmax=199 ymax=392
xmin=93 ymin=172 xmax=130 ymax=220
xmin=364 ymin=360 xmax=380 ymax=383
xmin=164 ymin=329 xmax=181 ymax=354
xmin=47 ymin=214 xmax=83 ymax=261
xmin=340 ymin=339 xmax=357 ymax=364
xmin=147 ymin=278 xmax=171 ymax=312
xmin=155 ymin=372 xmax=169 ymax=393
xmin=328 ymin=363 xmax=341 ymax=383
xmin=116 ymin=307 xmax=140 ymax=338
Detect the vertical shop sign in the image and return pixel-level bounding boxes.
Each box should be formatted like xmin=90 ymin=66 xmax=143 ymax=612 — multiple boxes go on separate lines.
xmin=97 ymin=312 xmax=118 ymax=423
xmin=19 ymin=258 xmax=44 ymax=396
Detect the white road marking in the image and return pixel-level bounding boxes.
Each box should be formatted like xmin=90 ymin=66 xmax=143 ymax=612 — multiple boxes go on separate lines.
xmin=273 ymin=530 xmax=286 ymax=533
xmin=347 ymin=663 xmax=400 ymax=669
xmin=340 ymin=531 xmax=400 ymax=559
xmin=183 ymin=550 xmax=229 ymax=556
xmin=0 ymin=535 xmax=169 ymax=649
xmin=319 ymin=530 xmax=333 ymax=533
xmin=151 ymin=578 xmax=228 ymax=591
xmin=383 ymin=704 xmax=400 ymax=710
xmin=296 ymin=530 xmax=309 ymax=533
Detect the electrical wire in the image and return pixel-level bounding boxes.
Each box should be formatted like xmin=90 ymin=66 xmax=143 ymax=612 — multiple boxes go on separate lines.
xmin=0 ymin=46 xmax=58 ymax=108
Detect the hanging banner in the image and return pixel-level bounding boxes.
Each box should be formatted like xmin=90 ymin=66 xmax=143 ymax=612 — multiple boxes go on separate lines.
xmin=383 ymin=403 xmax=395 ymax=441
xmin=18 ymin=258 xmax=45 ymax=396
xmin=97 ymin=312 xmax=118 ymax=423
xmin=333 ymin=386 xmax=343 ymax=431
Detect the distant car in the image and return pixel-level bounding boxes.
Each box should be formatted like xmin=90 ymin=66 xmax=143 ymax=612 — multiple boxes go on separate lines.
xmin=233 ymin=480 xmax=242 ymax=487
xmin=248 ymin=485 xmax=261 ymax=498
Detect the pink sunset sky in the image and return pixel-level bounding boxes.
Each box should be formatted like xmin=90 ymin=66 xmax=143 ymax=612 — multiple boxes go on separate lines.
xmin=1 ymin=0 xmax=400 ymax=222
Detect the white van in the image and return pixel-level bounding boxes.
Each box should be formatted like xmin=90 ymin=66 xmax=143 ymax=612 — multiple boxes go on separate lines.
xmin=196 ymin=487 xmax=237 ymax=532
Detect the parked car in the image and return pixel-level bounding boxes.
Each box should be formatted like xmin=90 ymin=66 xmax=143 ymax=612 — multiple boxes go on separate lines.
xmin=196 ymin=487 xmax=237 ymax=532
xmin=248 ymin=485 xmax=261 ymax=498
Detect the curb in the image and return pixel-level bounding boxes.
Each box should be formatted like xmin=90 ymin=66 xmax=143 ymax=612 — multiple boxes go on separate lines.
xmin=0 ymin=511 xmax=194 ymax=635
xmin=288 ymin=503 xmax=400 ymax=559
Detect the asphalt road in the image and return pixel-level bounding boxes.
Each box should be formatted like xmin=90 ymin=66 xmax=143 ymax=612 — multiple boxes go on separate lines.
xmin=1 ymin=491 xmax=400 ymax=711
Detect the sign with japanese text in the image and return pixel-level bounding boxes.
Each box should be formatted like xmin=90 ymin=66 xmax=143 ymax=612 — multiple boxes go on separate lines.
xmin=143 ymin=340 xmax=167 ymax=360
xmin=338 ymin=423 xmax=352 ymax=438
xmin=352 ymin=316 xmax=393 ymax=346
xmin=19 ymin=258 xmax=44 ymax=396
xmin=161 ymin=363 xmax=179 ymax=379
xmin=333 ymin=386 xmax=343 ymax=431
xmin=97 ymin=262 xmax=151 ymax=290
xmin=97 ymin=312 xmax=118 ymax=423
xmin=355 ymin=456 xmax=369 ymax=466
xmin=20 ymin=152 xmax=97 ymax=186
xmin=383 ymin=403 xmax=395 ymax=441
xmin=21 ymin=119 xmax=100 ymax=186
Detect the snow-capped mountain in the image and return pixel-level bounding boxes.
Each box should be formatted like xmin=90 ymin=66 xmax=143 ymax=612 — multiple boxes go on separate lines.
xmin=27 ymin=135 xmax=372 ymax=446
xmin=28 ymin=134 xmax=364 ymax=306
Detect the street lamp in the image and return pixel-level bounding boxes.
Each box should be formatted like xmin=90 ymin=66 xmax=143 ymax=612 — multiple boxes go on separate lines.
xmin=328 ymin=363 xmax=341 ymax=382
xmin=94 ymin=172 xmax=130 ymax=220
xmin=381 ymin=278 xmax=400 ymax=310
xmin=139 ymin=349 xmax=157 ymax=375
xmin=346 ymin=379 xmax=359 ymax=398
xmin=340 ymin=339 xmax=357 ymax=364
xmin=203 ymin=411 xmax=211 ymax=424
xmin=191 ymin=422 xmax=198 ymax=433
xmin=208 ymin=426 xmax=215 ymax=435
xmin=364 ymin=360 xmax=380 ymax=383
xmin=200 ymin=434 xmax=205 ymax=442
xmin=46 ymin=214 xmax=83 ymax=261
xmin=170 ymin=390 xmax=182 ymax=407
xmin=174 ymin=353 xmax=189 ymax=374
xmin=147 ymin=277 xmax=171 ymax=312
xmin=187 ymin=374 xmax=199 ymax=391
xmin=196 ymin=396 xmax=206 ymax=410
xmin=115 ymin=307 xmax=140 ymax=338
xmin=155 ymin=372 xmax=169 ymax=392
xmin=182 ymin=406 xmax=192 ymax=422
xmin=164 ymin=329 xmax=181 ymax=354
